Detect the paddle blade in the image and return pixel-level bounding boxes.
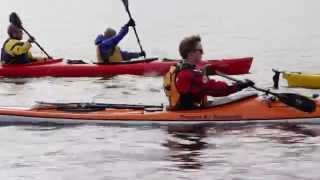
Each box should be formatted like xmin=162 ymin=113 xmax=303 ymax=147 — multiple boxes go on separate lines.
xmin=277 ymin=93 xmax=316 ymax=113
xmin=9 ymin=12 xmax=22 ymax=28
xmin=122 ymin=0 xmax=129 ymax=8
xmin=272 ymin=69 xmax=281 ymax=89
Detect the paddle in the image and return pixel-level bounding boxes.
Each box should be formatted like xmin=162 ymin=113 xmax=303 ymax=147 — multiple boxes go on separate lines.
xmin=9 ymin=12 xmax=52 ymax=59
xmin=215 ymin=71 xmax=316 ymax=113
xmin=121 ymin=0 xmax=146 ymax=58
xmin=36 ymin=101 xmax=163 ymax=110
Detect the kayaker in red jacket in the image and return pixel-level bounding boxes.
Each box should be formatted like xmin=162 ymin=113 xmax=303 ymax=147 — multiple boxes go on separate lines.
xmin=1 ymin=24 xmax=39 ymax=64
xmin=164 ymin=35 xmax=254 ymax=109
xmin=95 ymin=19 xmax=145 ymax=64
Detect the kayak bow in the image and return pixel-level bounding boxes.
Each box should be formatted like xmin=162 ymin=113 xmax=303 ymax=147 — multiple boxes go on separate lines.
xmin=283 ymin=72 xmax=320 ymax=89
xmin=272 ymin=70 xmax=320 ymax=89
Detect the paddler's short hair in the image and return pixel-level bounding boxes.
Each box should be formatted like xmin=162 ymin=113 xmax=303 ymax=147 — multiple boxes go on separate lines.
xmin=179 ymin=35 xmax=201 ymax=59
xmin=104 ymin=28 xmax=116 ymax=38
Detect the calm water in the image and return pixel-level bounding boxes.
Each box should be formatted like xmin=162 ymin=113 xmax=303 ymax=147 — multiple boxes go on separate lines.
xmin=1 ymin=0 xmax=320 ymax=179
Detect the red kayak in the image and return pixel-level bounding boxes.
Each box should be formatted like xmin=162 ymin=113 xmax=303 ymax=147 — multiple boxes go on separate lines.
xmin=0 ymin=57 xmax=253 ymax=77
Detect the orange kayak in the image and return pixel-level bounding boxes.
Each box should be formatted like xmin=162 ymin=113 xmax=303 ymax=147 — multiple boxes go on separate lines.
xmin=0 ymin=93 xmax=319 ymax=125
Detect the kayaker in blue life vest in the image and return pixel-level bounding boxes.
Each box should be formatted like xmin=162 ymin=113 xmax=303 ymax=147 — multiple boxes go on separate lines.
xmin=164 ymin=35 xmax=254 ymax=110
xmin=95 ymin=19 xmax=146 ymax=64
xmin=1 ymin=24 xmax=38 ymax=64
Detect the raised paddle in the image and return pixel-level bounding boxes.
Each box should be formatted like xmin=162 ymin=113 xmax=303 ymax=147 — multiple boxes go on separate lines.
xmin=215 ymin=71 xmax=316 ymax=113
xmin=9 ymin=12 xmax=52 ymax=59
xmin=121 ymin=0 xmax=146 ymax=58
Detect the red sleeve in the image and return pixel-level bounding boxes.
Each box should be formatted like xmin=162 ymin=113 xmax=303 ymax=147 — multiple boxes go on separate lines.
xmin=204 ymin=79 xmax=239 ymax=97
xmin=175 ymin=69 xmax=238 ymax=97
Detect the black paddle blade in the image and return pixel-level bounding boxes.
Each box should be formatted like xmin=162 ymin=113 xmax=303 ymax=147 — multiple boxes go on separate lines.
xmin=272 ymin=69 xmax=280 ymax=89
xmin=277 ymin=93 xmax=316 ymax=113
xmin=122 ymin=0 xmax=129 ymax=8
xmin=9 ymin=12 xmax=22 ymax=28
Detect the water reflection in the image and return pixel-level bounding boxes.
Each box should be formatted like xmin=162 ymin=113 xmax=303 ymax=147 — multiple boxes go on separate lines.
xmin=271 ymin=124 xmax=320 ymax=137
xmin=98 ymin=76 xmax=115 ymax=81
xmin=0 ymin=78 xmax=29 ymax=96
xmin=161 ymin=123 xmax=320 ymax=171
xmin=249 ymin=123 xmax=320 ymax=146
xmin=0 ymin=78 xmax=30 ymax=85
xmin=162 ymin=125 xmax=209 ymax=170
xmin=266 ymin=124 xmax=320 ymax=143
xmin=20 ymin=124 xmax=77 ymax=131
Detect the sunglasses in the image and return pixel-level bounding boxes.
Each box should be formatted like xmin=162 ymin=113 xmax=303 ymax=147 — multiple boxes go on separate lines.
xmin=194 ymin=48 xmax=203 ymax=54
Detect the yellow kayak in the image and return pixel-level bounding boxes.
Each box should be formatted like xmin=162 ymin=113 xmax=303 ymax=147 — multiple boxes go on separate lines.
xmin=283 ymin=72 xmax=320 ymax=89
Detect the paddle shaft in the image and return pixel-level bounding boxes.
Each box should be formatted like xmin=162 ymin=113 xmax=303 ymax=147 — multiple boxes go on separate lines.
xmin=21 ymin=27 xmax=52 ymax=59
xmin=122 ymin=1 xmax=145 ymax=58
xmin=216 ymin=71 xmax=284 ymax=97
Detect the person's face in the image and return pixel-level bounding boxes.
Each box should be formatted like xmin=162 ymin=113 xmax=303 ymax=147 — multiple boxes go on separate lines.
xmin=187 ymin=42 xmax=203 ymax=64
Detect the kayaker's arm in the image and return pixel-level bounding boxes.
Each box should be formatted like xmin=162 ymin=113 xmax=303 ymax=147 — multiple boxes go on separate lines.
xmin=99 ymin=25 xmax=129 ymax=52
xmin=176 ymin=69 xmax=239 ymax=97
xmin=203 ymin=80 xmax=239 ymax=97
xmin=204 ymin=79 xmax=254 ymax=96
xmin=121 ymin=51 xmax=143 ymax=60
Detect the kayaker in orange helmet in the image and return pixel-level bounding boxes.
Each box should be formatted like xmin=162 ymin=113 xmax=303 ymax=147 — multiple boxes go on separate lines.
xmin=164 ymin=35 xmax=254 ymax=110
xmin=1 ymin=24 xmax=38 ymax=64
xmin=95 ymin=19 xmax=146 ymax=64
